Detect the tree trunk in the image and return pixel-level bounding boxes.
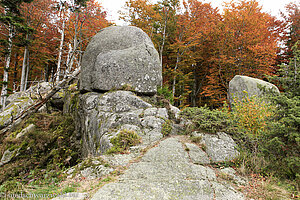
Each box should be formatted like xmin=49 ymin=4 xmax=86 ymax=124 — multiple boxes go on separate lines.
xmin=24 ymin=50 xmax=30 ymax=91
xmin=159 ymin=11 xmax=168 ymax=68
xmin=192 ymin=65 xmax=197 ymax=107
xmin=172 ymin=51 xmax=181 ymax=97
xmin=13 ymin=52 xmax=19 ymax=92
xmin=56 ymin=18 xmax=65 ymax=83
xmin=1 ymin=24 xmax=13 ymax=110
xmin=0 ymin=68 xmax=80 ymax=135
xmin=68 ymin=11 xmax=79 ymax=73
xmin=20 ymin=34 xmax=29 ymax=91
xmin=66 ymin=43 xmax=72 ymax=74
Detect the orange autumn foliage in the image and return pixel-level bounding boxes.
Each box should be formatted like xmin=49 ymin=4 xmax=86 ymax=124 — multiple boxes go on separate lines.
xmin=123 ymin=0 xmax=281 ymax=108
xmin=201 ymin=0 xmax=281 ymax=106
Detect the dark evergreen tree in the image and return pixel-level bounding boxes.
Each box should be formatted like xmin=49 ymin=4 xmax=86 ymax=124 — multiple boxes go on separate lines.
xmin=264 ymin=42 xmax=300 ymax=180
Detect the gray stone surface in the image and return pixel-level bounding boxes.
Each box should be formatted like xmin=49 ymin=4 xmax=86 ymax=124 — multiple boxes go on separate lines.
xmin=228 ymin=75 xmax=279 ymax=105
xmin=219 ymin=167 xmax=248 ymax=186
xmin=80 ymin=26 xmax=162 ymax=95
xmin=0 ymin=148 xmax=20 ymax=167
xmin=185 ymin=143 xmax=210 ymax=164
xmin=212 ymin=182 xmax=245 ymax=200
xmin=0 ymin=82 xmax=64 ymax=128
xmin=80 ymin=165 xmax=113 ymax=180
xmin=0 ymin=97 xmax=34 ymax=129
xmin=52 ymin=192 xmax=88 ymax=200
xmin=192 ymin=132 xmax=239 ymax=163
xmin=101 ymin=154 xmax=136 ymax=167
xmin=76 ymin=91 xmax=175 ymax=157
xmin=91 ymin=137 xmax=245 ymax=200
xmin=169 ymin=104 xmax=180 ymax=119
xmin=5 ymin=82 xmax=52 ymax=107
xmin=16 ymin=124 xmax=36 ymax=139
xmin=221 ymin=167 xmax=237 ymax=176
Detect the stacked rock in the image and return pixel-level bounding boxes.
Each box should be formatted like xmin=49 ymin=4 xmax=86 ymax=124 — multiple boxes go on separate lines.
xmin=80 ymin=26 xmax=162 ymax=95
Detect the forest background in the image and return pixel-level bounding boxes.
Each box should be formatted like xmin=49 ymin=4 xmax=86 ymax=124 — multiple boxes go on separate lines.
xmin=0 ymin=0 xmax=299 ymax=195
xmin=0 ymin=0 xmax=298 ymax=108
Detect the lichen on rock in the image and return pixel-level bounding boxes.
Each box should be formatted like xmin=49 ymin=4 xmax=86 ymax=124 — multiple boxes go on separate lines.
xmin=80 ymin=26 xmax=162 ymax=95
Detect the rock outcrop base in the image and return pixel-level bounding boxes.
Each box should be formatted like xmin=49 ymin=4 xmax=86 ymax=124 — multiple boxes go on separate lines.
xmin=91 ymin=137 xmax=245 ymax=200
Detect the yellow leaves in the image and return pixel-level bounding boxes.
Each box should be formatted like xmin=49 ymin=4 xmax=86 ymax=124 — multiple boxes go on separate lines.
xmin=230 ymin=95 xmax=275 ymax=138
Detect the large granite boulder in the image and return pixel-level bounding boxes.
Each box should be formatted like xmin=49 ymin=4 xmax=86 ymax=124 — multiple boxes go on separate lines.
xmin=80 ymin=26 xmax=162 ymax=95
xmin=74 ymin=91 xmax=174 ymax=157
xmin=228 ymin=75 xmax=279 ymax=105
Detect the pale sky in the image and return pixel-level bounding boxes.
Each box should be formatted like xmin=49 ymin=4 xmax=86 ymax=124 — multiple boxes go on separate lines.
xmin=99 ymin=0 xmax=298 ymax=25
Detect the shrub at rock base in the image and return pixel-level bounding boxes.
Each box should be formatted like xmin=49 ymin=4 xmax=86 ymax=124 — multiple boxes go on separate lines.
xmin=180 ymin=106 xmax=231 ymax=134
xmin=225 ymin=94 xmax=299 ymax=186
xmin=106 ymin=129 xmax=142 ymax=154
xmin=226 ymin=94 xmax=274 ymax=141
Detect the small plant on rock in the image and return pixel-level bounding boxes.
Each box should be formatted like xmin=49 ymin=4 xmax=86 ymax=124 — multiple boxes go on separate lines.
xmin=162 ymin=119 xmax=172 ymax=137
xmin=157 ymin=85 xmax=174 ymax=105
xmin=190 ymin=135 xmax=202 ymax=144
xmin=180 ymin=106 xmax=231 ymax=134
xmin=107 ymin=129 xmax=141 ymax=154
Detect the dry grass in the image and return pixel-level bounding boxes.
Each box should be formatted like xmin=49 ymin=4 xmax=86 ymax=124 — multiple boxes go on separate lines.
xmin=238 ymin=174 xmax=298 ymax=200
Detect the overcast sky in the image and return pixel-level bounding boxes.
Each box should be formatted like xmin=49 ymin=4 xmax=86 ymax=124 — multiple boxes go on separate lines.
xmin=99 ymin=0 xmax=298 ymax=25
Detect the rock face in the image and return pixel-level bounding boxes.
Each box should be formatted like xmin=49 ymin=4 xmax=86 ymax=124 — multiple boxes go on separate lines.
xmin=75 ymin=91 xmax=174 ymax=157
xmin=228 ymin=75 xmax=279 ymax=105
xmin=91 ymin=137 xmax=245 ymax=200
xmin=0 ymin=82 xmax=57 ymax=129
xmin=192 ymin=132 xmax=240 ymax=163
xmin=80 ymin=26 xmax=162 ymax=95
xmin=0 ymin=148 xmax=20 ymax=167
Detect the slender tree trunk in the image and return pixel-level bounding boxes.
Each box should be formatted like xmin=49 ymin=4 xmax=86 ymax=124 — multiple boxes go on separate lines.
xmin=69 ymin=35 xmax=77 ymax=71
xmin=56 ymin=17 xmax=65 ymax=83
xmin=20 ymin=34 xmax=29 ymax=91
xmin=77 ymin=34 xmax=83 ymax=68
xmin=192 ymin=65 xmax=197 ymax=107
xmin=159 ymin=12 xmax=168 ymax=67
xmin=294 ymin=56 xmax=297 ymax=84
xmin=13 ymin=52 xmax=19 ymax=92
xmin=24 ymin=50 xmax=30 ymax=91
xmin=172 ymin=51 xmax=181 ymax=97
xmin=66 ymin=43 xmax=72 ymax=74
xmin=1 ymin=24 xmax=13 ymax=110
xmin=68 ymin=11 xmax=79 ymax=73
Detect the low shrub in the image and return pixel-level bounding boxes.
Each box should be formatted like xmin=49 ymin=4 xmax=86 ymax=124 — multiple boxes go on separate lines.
xmin=162 ymin=119 xmax=172 ymax=136
xmin=107 ymin=129 xmax=141 ymax=154
xmin=226 ymin=93 xmax=299 ymax=188
xmin=180 ymin=106 xmax=232 ymax=134
xmin=228 ymin=94 xmax=275 ymax=140
xmin=157 ymin=85 xmax=174 ymax=105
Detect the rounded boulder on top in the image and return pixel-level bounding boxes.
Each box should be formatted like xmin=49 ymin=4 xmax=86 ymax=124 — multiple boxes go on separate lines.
xmin=80 ymin=26 xmax=162 ymax=95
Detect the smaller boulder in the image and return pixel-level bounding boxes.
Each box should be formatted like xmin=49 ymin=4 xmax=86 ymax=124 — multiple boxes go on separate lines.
xmin=185 ymin=143 xmax=210 ymax=164
xmin=192 ymin=132 xmax=239 ymax=163
xmin=16 ymin=124 xmax=36 ymax=139
xmin=0 ymin=148 xmax=20 ymax=167
xmin=228 ymin=75 xmax=279 ymax=105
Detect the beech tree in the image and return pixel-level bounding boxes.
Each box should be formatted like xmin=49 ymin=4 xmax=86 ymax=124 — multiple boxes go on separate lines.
xmin=122 ymin=0 xmax=179 ymax=67
xmin=168 ymin=0 xmax=220 ymax=106
xmin=56 ymin=0 xmax=107 ymax=82
xmin=65 ymin=0 xmax=108 ymax=75
xmin=201 ymin=0 xmax=281 ymax=106
xmin=0 ymin=0 xmax=33 ymax=109
xmin=19 ymin=0 xmax=55 ymax=91
xmin=278 ymin=2 xmax=300 ymax=65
